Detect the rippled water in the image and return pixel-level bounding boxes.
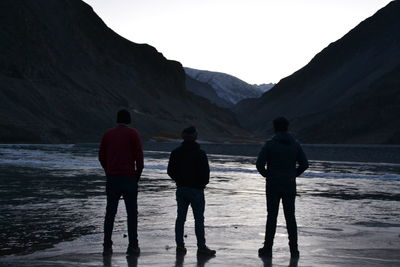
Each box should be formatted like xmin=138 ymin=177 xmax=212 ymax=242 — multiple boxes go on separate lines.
xmin=0 ymin=143 xmax=399 ymax=256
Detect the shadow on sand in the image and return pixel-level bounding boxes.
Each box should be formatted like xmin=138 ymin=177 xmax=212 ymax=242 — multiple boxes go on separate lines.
xmin=260 ymin=256 xmax=299 ymax=267
xmin=102 ymin=255 xmax=139 ymax=267
xmin=174 ymin=252 xmax=216 ymax=267
xmin=196 ymin=253 xmax=216 ymax=267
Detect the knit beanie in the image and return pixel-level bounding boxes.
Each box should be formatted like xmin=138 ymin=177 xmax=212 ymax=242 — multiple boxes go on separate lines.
xmin=181 ymin=126 xmax=198 ymax=141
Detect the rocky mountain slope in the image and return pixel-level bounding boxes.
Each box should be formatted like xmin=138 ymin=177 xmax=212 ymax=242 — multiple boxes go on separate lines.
xmin=234 ymin=0 xmax=400 ymax=144
xmin=185 ymin=67 xmax=274 ymax=108
xmin=185 ymin=75 xmax=232 ymax=108
xmin=0 ymin=0 xmax=248 ymax=143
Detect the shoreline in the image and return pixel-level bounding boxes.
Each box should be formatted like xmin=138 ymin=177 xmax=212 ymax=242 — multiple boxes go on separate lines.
xmin=144 ymin=141 xmax=400 ymax=164
xmin=1 ymin=142 xmax=400 ymax=164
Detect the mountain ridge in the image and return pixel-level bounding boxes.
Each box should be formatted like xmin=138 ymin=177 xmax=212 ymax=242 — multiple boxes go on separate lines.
xmin=0 ymin=0 xmax=249 ymax=143
xmin=234 ymin=0 xmax=400 ymax=144
xmin=185 ymin=67 xmax=274 ymax=108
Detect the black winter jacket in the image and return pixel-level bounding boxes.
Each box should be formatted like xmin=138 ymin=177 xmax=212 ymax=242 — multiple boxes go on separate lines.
xmin=256 ymin=132 xmax=309 ymax=194
xmin=167 ymin=141 xmax=210 ymax=189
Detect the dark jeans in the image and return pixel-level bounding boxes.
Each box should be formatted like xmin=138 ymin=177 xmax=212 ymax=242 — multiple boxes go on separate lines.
xmin=264 ymin=189 xmax=298 ymax=252
xmin=175 ymin=186 xmax=206 ymax=248
xmin=104 ymin=176 xmax=138 ymax=248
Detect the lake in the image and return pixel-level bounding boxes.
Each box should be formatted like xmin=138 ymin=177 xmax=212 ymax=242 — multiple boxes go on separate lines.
xmin=0 ymin=143 xmax=399 ymax=266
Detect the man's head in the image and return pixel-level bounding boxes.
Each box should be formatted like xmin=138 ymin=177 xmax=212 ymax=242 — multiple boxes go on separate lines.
xmin=181 ymin=126 xmax=198 ymax=141
xmin=273 ymin=116 xmax=289 ymax=133
xmin=116 ymin=109 xmax=131 ymax=124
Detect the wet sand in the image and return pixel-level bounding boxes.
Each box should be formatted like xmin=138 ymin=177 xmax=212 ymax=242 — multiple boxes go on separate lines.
xmin=1 ymin=226 xmax=399 ymax=267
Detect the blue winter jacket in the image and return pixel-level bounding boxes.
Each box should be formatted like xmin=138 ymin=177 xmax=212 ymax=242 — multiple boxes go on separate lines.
xmin=256 ymin=132 xmax=309 ymax=194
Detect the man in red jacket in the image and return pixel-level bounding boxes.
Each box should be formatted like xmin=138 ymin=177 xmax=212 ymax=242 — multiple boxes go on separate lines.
xmin=99 ymin=109 xmax=144 ymax=257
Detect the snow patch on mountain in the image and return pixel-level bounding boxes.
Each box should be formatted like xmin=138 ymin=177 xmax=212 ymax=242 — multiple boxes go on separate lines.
xmin=185 ymin=67 xmax=274 ymax=106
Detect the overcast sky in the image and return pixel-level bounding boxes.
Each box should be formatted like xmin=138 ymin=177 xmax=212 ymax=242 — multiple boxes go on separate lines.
xmin=83 ymin=0 xmax=392 ymax=84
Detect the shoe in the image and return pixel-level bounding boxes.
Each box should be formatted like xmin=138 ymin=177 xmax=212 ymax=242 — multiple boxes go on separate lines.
xmin=258 ymin=247 xmax=272 ymax=258
xmin=126 ymin=245 xmax=140 ymax=256
xmin=176 ymin=246 xmax=187 ymax=254
xmin=197 ymin=246 xmax=216 ymax=255
xmin=102 ymin=246 xmax=113 ymax=257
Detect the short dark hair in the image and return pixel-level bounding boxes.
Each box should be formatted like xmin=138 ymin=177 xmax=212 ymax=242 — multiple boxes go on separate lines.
xmin=273 ymin=116 xmax=289 ymax=132
xmin=116 ymin=109 xmax=131 ymax=124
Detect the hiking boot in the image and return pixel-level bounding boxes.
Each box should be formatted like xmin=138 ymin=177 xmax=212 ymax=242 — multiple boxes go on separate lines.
xmin=126 ymin=245 xmax=140 ymax=256
xmin=176 ymin=246 xmax=187 ymax=254
xmin=102 ymin=246 xmax=113 ymax=257
xmin=258 ymin=246 xmax=272 ymax=258
xmin=197 ymin=246 xmax=216 ymax=255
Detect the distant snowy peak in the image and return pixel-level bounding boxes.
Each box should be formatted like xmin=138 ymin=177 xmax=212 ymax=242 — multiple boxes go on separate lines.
xmin=184 ymin=67 xmax=274 ymax=107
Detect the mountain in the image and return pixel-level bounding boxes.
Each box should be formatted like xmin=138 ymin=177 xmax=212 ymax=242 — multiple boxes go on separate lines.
xmin=185 ymin=76 xmax=232 ymax=108
xmin=254 ymin=83 xmax=276 ymax=93
xmin=234 ymin=0 xmax=400 ymax=144
xmin=0 ymin=0 xmax=248 ymax=143
xmin=185 ymin=67 xmax=274 ymax=108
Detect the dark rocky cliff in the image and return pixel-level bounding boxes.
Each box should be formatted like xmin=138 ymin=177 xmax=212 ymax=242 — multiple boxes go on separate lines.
xmin=234 ymin=0 xmax=400 ymax=144
xmin=0 ymin=0 xmax=247 ymax=143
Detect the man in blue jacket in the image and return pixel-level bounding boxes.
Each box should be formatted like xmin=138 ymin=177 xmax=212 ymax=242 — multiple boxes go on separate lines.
xmin=256 ymin=117 xmax=309 ymax=259
xmin=167 ymin=126 xmax=216 ymax=256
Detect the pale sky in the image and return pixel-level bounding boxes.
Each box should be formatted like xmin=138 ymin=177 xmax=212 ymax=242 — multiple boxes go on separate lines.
xmin=83 ymin=0 xmax=392 ymax=84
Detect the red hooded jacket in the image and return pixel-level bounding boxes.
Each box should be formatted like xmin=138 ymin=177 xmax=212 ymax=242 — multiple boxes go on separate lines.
xmin=99 ymin=125 xmax=144 ymax=178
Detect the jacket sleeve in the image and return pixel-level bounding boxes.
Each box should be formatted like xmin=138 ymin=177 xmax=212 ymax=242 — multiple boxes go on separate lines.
xmin=167 ymin=151 xmax=178 ymax=181
xmin=296 ymin=144 xmax=309 ymax=177
xmin=98 ymin=134 xmax=107 ymax=171
xmin=256 ymin=144 xmax=269 ymax=177
xmin=133 ymin=132 xmax=144 ymax=178
xmin=200 ymin=151 xmax=210 ymax=186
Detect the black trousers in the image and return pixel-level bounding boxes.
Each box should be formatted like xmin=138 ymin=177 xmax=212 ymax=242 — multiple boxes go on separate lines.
xmin=264 ymin=191 xmax=298 ymax=251
xmin=104 ymin=176 xmax=138 ymax=247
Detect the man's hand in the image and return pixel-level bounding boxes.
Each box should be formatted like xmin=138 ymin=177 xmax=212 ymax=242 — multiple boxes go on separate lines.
xmin=135 ymin=169 xmax=143 ymax=181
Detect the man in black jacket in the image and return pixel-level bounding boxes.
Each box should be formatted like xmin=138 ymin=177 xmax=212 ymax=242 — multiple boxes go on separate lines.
xmin=256 ymin=117 xmax=309 ymax=259
xmin=167 ymin=126 xmax=216 ymax=256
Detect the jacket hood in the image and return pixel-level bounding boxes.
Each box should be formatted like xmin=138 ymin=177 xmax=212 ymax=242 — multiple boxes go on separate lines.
xmin=272 ymin=132 xmax=296 ymax=145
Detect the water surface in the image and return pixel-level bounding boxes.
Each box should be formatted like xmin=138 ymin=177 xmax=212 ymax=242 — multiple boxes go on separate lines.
xmin=0 ymin=143 xmax=399 ymax=260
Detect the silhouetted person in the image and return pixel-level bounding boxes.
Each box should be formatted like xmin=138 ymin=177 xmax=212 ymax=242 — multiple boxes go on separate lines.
xmin=256 ymin=117 xmax=308 ymax=258
xmin=99 ymin=109 xmax=144 ymax=256
xmin=167 ymin=126 xmax=216 ymax=256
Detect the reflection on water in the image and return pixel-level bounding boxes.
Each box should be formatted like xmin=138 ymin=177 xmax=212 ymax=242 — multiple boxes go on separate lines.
xmin=0 ymin=144 xmax=399 ymax=256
